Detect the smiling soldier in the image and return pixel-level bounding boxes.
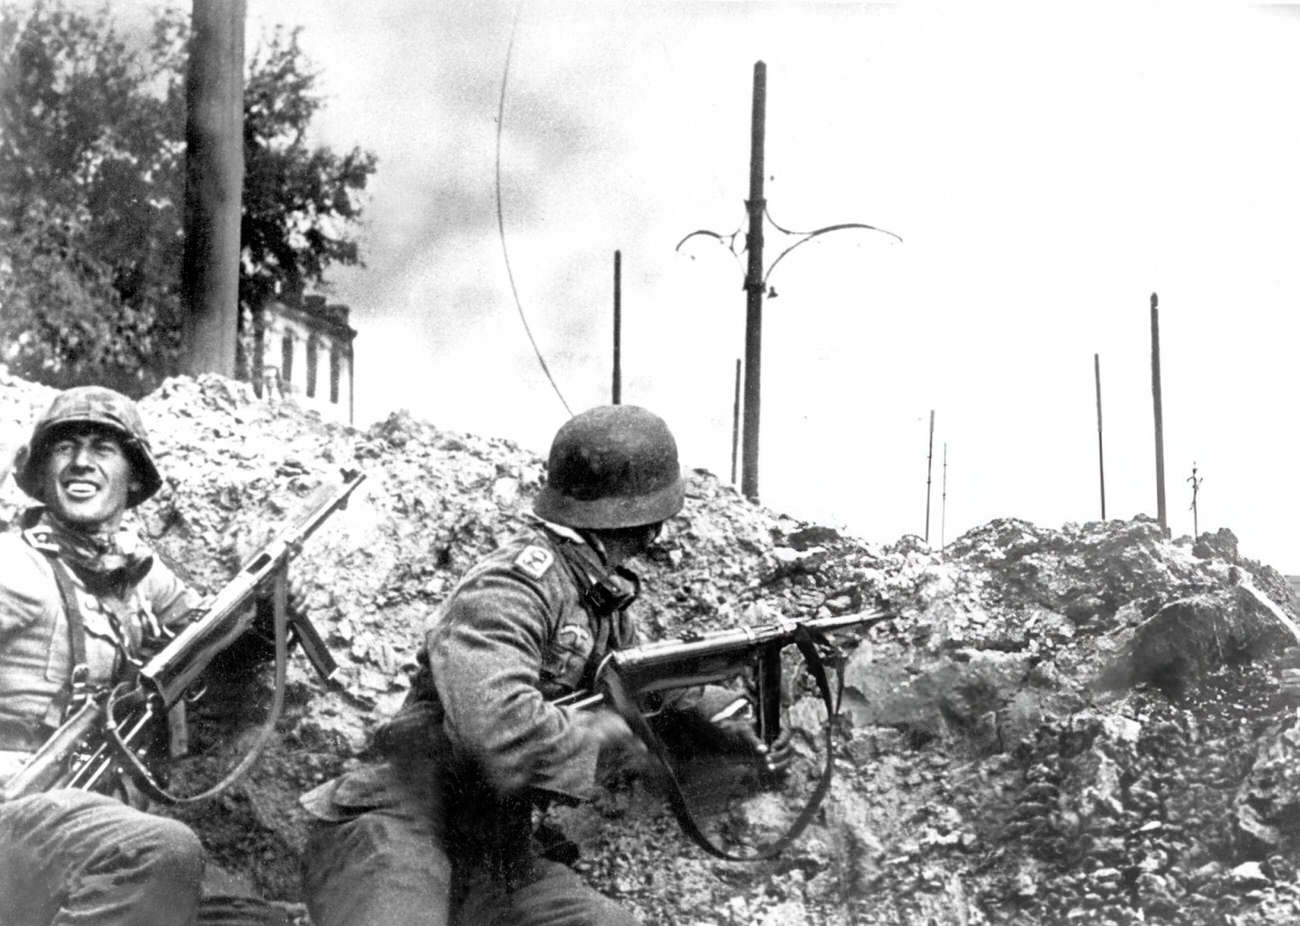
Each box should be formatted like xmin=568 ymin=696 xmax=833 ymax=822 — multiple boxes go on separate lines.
xmin=0 ymin=386 xmax=208 ymax=926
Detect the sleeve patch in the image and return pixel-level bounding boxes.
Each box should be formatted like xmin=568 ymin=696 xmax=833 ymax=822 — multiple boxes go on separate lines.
xmin=513 ymin=545 xmax=555 ymax=580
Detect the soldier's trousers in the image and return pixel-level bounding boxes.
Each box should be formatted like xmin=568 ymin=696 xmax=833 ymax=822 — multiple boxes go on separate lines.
xmin=300 ymin=762 xmax=638 ymax=926
xmin=0 ymin=788 xmax=205 ymax=926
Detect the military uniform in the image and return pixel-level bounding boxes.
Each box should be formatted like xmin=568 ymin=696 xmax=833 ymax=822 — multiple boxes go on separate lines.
xmin=0 ymin=511 xmax=206 ymax=926
xmin=300 ymin=520 xmax=645 ymax=926
xmin=0 ymin=386 xmax=206 ymax=926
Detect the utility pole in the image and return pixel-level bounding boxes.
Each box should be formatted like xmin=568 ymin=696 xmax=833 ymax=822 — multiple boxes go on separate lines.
xmin=675 ymin=61 xmax=899 ymax=501
xmin=1188 ymin=462 xmax=1203 ymax=540
xmin=739 ymin=61 xmax=768 ymax=501
xmin=730 ymin=358 xmax=741 ymax=486
xmin=925 ymin=410 xmax=935 ymax=543
xmin=1094 ymin=352 xmax=1106 ymax=520
xmin=181 ymin=0 xmax=245 ymax=378
xmin=612 ymin=250 xmax=622 ymax=405
xmin=940 ymin=441 xmax=948 ymax=552
xmin=1150 ymin=292 xmax=1168 ymax=535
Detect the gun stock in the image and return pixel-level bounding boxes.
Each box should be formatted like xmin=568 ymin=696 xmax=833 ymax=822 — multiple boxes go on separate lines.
xmin=0 ymin=699 xmax=103 ymax=801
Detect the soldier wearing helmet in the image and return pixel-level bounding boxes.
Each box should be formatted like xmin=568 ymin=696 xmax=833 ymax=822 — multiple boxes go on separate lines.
xmin=0 ymin=386 xmax=206 ymax=925
xmin=300 ymin=405 xmax=788 ymax=926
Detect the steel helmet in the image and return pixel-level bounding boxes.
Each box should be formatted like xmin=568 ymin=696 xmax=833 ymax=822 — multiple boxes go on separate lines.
xmin=533 ymin=405 xmax=684 ymax=530
xmin=12 ymin=386 xmax=163 ymax=507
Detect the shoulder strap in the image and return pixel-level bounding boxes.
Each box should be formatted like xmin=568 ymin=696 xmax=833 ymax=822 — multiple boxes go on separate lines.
xmin=601 ymin=623 xmax=842 ymax=862
xmin=41 ymin=553 xmax=92 ymax=718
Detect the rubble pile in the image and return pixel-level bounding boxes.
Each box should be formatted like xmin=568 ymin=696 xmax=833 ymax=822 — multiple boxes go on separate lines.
xmin=4 ymin=369 xmax=1300 ymax=925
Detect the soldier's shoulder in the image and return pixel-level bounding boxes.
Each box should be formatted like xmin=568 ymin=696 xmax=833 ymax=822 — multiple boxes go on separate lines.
xmin=479 ymin=529 xmax=562 ymax=582
xmin=0 ymin=530 xmax=54 ymax=593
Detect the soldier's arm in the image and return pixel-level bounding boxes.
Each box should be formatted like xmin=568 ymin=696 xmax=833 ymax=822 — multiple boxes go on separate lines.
xmin=427 ymin=567 xmax=616 ymax=803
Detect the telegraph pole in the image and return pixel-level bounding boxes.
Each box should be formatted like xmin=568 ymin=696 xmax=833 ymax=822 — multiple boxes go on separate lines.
xmin=730 ymin=358 xmax=741 ymax=486
xmin=612 ymin=250 xmax=622 ymax=404
xmin=1188 ymin=462 xmax=1203 ymax=540
xmin=925 ymin=410 xmax=935 ymax=543
xmin=1094 ymin=353 xmax=1106 ymax=520
xmin=1150 ymin=293 xmax=1168 ymax=535
xmin=181 ymin=0 xmax=245 ymax=377
xmin=940 ymin=441 xmax=948 ymax=551
xmin=740 ymin=61 xmax=767 ymax=501
xmin=675 ymin=60 xmax=899 ymax=501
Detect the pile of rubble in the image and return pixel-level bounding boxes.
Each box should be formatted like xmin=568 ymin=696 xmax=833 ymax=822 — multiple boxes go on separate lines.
xmin=4 ymin=370 xmax=1300 ymax=925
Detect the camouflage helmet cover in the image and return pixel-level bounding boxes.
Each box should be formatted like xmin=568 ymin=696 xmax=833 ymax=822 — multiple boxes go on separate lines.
xmin=12 ymin=386 xmax=163 ymax=507
xmin=533 ymin=405 xmax=684 ymax=530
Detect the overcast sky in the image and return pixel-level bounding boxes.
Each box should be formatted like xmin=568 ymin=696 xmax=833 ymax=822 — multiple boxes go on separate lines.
xmin=96 ymin=2 xmax=1300 ymax=572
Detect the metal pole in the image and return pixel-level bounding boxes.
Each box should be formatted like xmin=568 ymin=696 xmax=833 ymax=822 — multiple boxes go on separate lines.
xmin=925 ymin=410 xmax=935 ymax=543
xmin=740 ymin=60 xmax=767 ymax=501
xmin=940 ymin=441 xmax=948 ymax=551
xmin=612 ymin=250 xmax=622 ymax=405
xmin=730 ymin=358 xmax=741 ymax=485
xmin=1094 ymin=352 xmax=1106 ymax=520
xmin=1150 ymin=293 xmax=1168 ymax=535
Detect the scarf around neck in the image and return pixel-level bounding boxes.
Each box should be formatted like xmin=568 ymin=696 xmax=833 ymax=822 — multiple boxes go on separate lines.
xmin=21 ymin=507 xmax=154 ymax=594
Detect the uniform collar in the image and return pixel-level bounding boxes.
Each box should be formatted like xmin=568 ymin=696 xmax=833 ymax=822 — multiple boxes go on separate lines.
xmin=528 ymin=515 xmax=609 ymax=563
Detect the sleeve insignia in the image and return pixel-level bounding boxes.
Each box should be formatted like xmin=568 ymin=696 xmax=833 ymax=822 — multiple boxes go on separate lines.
xmin=513 ymin=544 xmax=555 ymax=580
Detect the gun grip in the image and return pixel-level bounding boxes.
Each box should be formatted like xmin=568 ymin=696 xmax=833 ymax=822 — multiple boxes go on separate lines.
xmin=756 ymin=646 xmax=783 ymax=746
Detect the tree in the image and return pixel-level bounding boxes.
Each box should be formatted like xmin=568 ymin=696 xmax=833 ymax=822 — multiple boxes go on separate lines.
xmin=0 ymin=1 xmax=376 ymax=394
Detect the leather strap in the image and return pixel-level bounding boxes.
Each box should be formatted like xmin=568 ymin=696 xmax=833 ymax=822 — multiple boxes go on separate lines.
xmin=42 ymin=554 xmax=92 ymax=719
xmin=601 ymin=623 xmax=843 ymax=861
xmin=100 ymin=570 xmax=294 ymax=805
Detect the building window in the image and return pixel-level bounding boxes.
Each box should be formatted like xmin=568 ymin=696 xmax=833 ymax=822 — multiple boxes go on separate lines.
xmin=281 ymin=333 xmax=294 ymax=386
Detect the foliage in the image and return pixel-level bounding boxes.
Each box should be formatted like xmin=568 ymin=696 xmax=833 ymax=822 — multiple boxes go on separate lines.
xmin=241 ymin=26 xmax=376 ymax=316
xmin=0 ymin=2 xmax=376 ymax=394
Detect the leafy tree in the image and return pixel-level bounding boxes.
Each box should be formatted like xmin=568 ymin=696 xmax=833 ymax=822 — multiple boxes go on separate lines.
xmin=0 ymin=1 xmax=376 ymax=394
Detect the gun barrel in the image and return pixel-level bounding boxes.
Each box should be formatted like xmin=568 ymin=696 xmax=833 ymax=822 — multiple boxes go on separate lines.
xmin=139 ymin=472 xmax=364 ymax=706
xmin=612 ymin=607 xmax=889 ymax=675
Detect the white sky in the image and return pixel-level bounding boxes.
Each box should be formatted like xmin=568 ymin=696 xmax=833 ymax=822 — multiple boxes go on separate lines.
xmin=108 ymin=2 xmax=1300 ymax=571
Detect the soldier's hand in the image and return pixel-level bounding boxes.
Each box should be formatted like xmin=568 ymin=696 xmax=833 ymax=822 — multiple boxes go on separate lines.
xmin=714 ymin=720 xmax=795 ymax=778
xmin=575 ymin=708 xmax=642 ymax=753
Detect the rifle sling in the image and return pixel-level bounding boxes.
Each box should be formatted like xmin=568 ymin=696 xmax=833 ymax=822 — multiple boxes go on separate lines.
xmin=42 ymin=554 xmax=91 ymax=721
xmin=602 ymin=623 xmax=842 ymax=862
xmin=101 ymin=570 xmax=294 ymax=805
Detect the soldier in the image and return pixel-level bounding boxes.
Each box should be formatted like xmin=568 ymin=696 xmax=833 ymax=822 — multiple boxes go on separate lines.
xmin=0 ymin=386 xmax=208 ymax=925
xmin=300 ymin=405 xmax=789 ymax=926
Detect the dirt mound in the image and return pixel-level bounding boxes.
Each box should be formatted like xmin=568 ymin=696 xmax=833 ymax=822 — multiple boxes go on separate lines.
xmin=4 ymin=370 xmax=1300 ymax=925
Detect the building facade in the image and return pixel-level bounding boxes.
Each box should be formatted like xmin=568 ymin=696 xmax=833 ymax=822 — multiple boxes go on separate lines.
xmin=242 ymin=295 xmax=357 ymax=423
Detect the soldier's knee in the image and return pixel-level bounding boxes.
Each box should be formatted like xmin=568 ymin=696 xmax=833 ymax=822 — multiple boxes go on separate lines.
xmin=136 ymin=814 xmax=205 ymax=884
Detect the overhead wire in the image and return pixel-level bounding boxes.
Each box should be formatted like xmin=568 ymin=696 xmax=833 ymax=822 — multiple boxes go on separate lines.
xmin=495 ymin=1 xmax=572 ymax=416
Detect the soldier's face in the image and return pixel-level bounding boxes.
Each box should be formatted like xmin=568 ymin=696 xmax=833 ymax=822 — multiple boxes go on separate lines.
xmin=39 ymin=426 xmax=141 ymax=530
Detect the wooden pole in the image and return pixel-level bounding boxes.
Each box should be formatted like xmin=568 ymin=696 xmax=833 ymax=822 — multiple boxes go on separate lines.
xmin=740 ymin=61 xmax=767 ymax=501
xmin=612 ymin=250 xmax=622 ymax=405
xmin=730 ymin=359 xmax=741 ymax=486
xmin=940 ymin=441 xmax=948 ymax=551
xmin=925 ymin=409 xmax=935 ymax=543
xmin=1095 ymin=352 xmax=1106 ymax=520
xmin=1150 ymin=293 xmax=1168 ymax=535
xmin=181 ymin=0 xmax=245 ymax=377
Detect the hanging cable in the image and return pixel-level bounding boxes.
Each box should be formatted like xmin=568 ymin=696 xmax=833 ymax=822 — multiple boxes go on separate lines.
xmin=496 ymin=1 xmax=572 ymax=416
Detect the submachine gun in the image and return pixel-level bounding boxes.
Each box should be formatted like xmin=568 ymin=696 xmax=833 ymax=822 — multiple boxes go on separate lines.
xmin=554 ymin=607 xmax=894 ymax=861
xmin=1 ymin=471 xmax=365 ymax=804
